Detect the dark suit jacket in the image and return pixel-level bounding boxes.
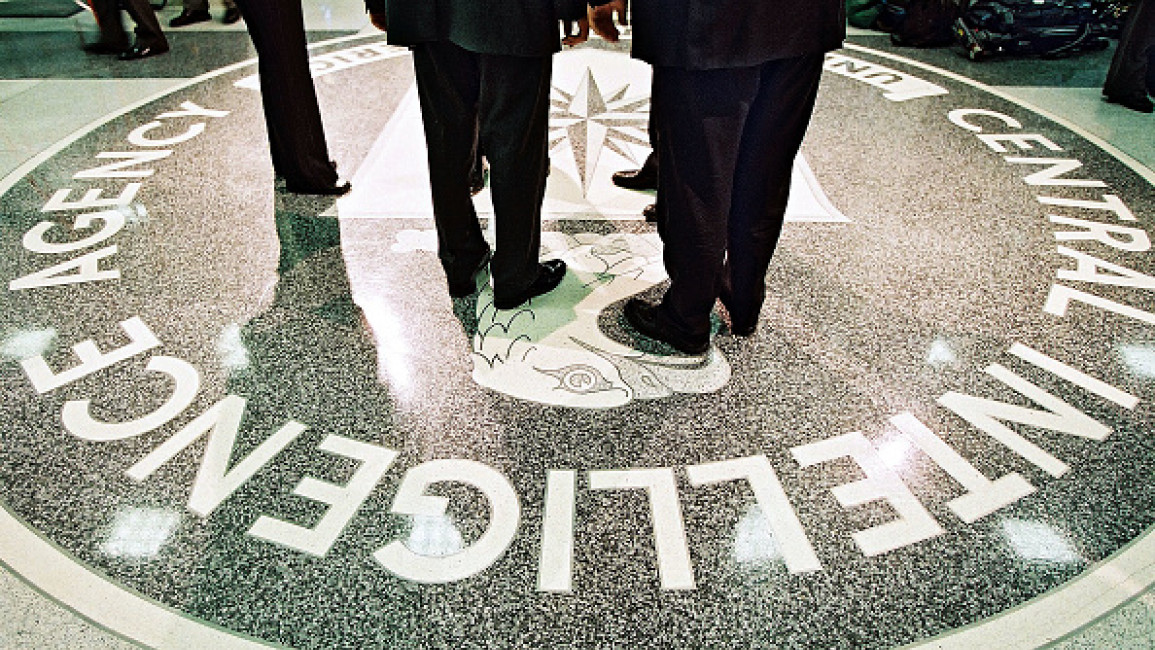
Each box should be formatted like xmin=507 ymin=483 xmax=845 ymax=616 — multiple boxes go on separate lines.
xmin=366 ymin=0 xmax=592 ymax=56
xmin=632 ymin=0 xmax=846 ymax=70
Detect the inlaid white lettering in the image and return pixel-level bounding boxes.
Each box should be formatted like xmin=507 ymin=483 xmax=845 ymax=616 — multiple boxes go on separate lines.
xmin=889 ymin=412 xmax=1034 ymax=523
xmin=1008 ymin=343 xmax=1139 ymax=409
xmin=249 ymin=435 xmax=398 ymax=557
xmin=1005 ymin=157 xmax=1107 ymax=187
xmin=792 ymin=432 xmax=945 ymax=556
xmin=22 ymin=209 xmax=126 ymax=254
xmin=1055 ymin=246 xmax=1155 ymax=289
xmin=20 ymin=317 xmax=159 ymax=393
xmin=62 ymin=355 xmax=200 ymax=441
xmin=538 ymin=469 xmax=577 ymax=592
xmin=685 ymin=456 xmax=822 ymax=573
xmin=42 ymin=183 xmax=141 ymax=212
xmin=374 ymin=460 xmax=521 ymax=584
xmin=125 ymin=394 xmax=308 ymax=517
xmin=1045 ymin=284 xmax=1155 ymax=327
xmin=938 ymin=364 xmax=1112 ymax=478
xmin=155 ymin=101 xmax=229 ymax=120
xmin=977 ymin=133 xmax=1063 ymax=154
xmin=948 ymin=108 xmax=1022 ymax=132
xmin=127 ymin=121 xmax=207 ymax=148
xmin=588 ymin=468 xmax=695 ymax=590
xmin=1039 ymin=193 xmax=1136 ymax=221
xmin=73 ymin=151 xmax=172 ymax=179
xmin=8 ymin=245 xmax=120 ymax=290
xmin=1049 ymin=216 xmax=1150 ymax=252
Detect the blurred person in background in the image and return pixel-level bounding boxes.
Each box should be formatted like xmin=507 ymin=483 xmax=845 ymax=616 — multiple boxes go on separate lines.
xmin=169 ymin=0 xmax=242 ymax=28
xmin=85 ymin=0 xmax=169 ymax=60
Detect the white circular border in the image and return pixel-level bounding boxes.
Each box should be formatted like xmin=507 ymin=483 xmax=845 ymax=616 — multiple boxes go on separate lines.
xmin=0 ymin=39 xmax=1152 ymax=649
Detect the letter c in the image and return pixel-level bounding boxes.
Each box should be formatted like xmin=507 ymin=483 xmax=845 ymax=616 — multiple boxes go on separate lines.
xmin=127 ymin=120 xmax=207 ymax=147
xmin=373 ymin=459 xmax=520 ymax=583
xmin=62 ymin=355 xmax=200 ymax=441
xmin=948 ymin=108 xmax=1023 ymax=133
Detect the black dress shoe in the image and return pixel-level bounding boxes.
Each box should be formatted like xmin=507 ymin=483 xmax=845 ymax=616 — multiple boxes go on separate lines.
xmin=448 ymin=248 xmax=492 ymax=298
xmin=623 ymin=298 xmax=710 ymax=355
xmin=118 ymin=44 xmax=170 ymax=60
xmin=169 ymin=9 xmax=210 ymax=26
xmin=718 ymin=287 xmax=757 ymax=337
xmin=493 ymin=259 xmax=567 ymax=310
xmin=281 ymin=160 xmax=352 ymax=195
xmin=612 ymin=164 xmax=658 ymax=191
xmin=83 ymin=41 xmax=126 ymax=55
xmin=642 ymin=203 xmax=657 ymax=222
xmin=284 ymin=179 xmax=352 ymax=196
xmin=1103 ymin=92 xmax=1154 ymax=114
xmin=222 ymin=7 xmax=242 ymax=23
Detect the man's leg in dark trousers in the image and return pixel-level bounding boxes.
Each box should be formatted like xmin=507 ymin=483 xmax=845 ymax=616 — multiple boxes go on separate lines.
xmin=651 ymin=56 xmax=824 ymax=338
xmin=412 ymin=41 xmax=489 ymax=286
xmin=121 ymin=0 xmax=167 ymax=50
xmin=724 ymin=54 xmax=824 ymax=331
xmin=412 ymin=41 xmax=552 ymax=297
xmin=650 ymin=65 xmax=756 ymax=340
xmin=478 ymin=51 xmax=552 ymax=298
xmin=236 ymin=0 xmax=337 ymax=187
xmin=90 ymin=0 xmax=130 ymax=49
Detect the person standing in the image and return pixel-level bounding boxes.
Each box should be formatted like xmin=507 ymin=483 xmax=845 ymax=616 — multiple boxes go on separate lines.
xmin=590 ymin=0 xmax=845 ymax=354
xmin=235 ymin=0 xmax=350 ymax=195
xmin=85 ymin=0 xmax=169 ymax=60
xmin=1103 ymin=0 xmax=1155 ymax=113
xmin=366 ymin=1 xmax=592 ymax=308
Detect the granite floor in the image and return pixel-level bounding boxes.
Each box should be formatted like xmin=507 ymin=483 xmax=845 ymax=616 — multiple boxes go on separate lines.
xmin=1 ymin=4 xmax=1154 ymax=649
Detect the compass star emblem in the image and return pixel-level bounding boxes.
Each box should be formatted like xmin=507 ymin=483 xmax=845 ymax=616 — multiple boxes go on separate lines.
xmin=549 ymin=68 xmax=651 ymax=195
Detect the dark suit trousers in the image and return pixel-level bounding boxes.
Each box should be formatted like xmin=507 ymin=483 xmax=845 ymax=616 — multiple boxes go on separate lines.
xmin=91 ymin=0 xmax=167 ymax=50
xmin=235 ymin=0 xmax=338 ymax=188
xmin=650 ymin=54 xmax=825 ymax=338
xmin=411 ymin=41 xmax=552 ymax=296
